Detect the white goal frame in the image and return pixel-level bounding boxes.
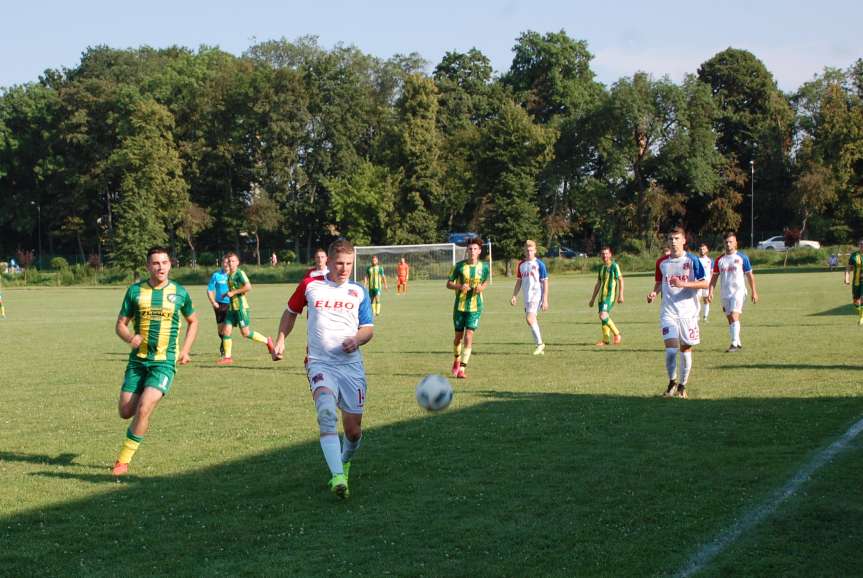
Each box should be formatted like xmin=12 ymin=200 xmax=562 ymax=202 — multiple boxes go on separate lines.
xmin=353 ymin=241 xmax=493 ymax=284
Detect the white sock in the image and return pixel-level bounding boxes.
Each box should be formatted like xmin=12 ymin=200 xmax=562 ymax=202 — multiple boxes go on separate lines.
xmin=341 ymin=434 xmax=362 ymax=464
xmin=730 ymin=320 xmax=741 ymax=346
xmin=665 ymin=348 xmax=678 ymax=380
xmin=529 ymin=322 xmax=543 ymax=345
xmin=703 ymin=303 xmax=710 ymax=319
xmin=319 ymin=435 xmax=343 ymax=476
xmin=679 ymin=350 xmax=692 ymax=385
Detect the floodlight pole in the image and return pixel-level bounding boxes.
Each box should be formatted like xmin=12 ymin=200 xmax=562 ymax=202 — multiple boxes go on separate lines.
xmin=31 ymin=200 xmax=42 ymax=268
xmin=750 ymin=160 xmax=755 ymax=248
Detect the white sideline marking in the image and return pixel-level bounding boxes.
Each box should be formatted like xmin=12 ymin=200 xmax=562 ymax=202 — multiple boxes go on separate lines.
xmin=676 ymin=415 xmax=863 ymax=578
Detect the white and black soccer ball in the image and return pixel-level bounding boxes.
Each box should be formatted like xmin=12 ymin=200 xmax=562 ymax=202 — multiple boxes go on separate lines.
xmin=416 ymin=374 xmax=453 ymax=411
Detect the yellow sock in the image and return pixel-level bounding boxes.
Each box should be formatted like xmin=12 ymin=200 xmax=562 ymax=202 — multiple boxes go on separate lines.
xmin=461 ymin=347 xmax=472 ymax=366
xmin=223 ymin=336 xmax=233 ymax=358
xmin=601 ymin=325 xmax=611 ymax=342
xmin=607 ymin=318 xmax=620 ymax=336
xmin=857 ymin=306 xmax=863 ymax=320
xmin=0 ymin=304 xmax=5 ymax=317
xmin=117 ymin=430 xmax=143 ymax=464
xmin=248 ymin=331 xmax=268 ymax=344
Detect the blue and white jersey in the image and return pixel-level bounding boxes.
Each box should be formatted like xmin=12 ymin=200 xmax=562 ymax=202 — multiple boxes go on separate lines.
xmin=516 ymin=258 xmax=548 ymax=304
xmin=698 ymin=255 xmax=713 ymax=284
xmin=288 ymin=276 xmax=373 ymax=365
xmin=207 ymin=270 xmax=230 ymax=304
xmin=655 ymin=252 xmax=706 ymax=319
xmin=713 ymin=252 xmax=752 ymax=300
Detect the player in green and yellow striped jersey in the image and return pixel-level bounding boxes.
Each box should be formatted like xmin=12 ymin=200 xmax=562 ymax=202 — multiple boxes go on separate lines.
xmin=588 ymin=246 xmax=624 ymax=346
xmin=218 ymin=252 xmax=276 ymax=364
xmin=112 ymin=247 xmax=199 ymax=476
xmin=446 ymin=237 xmax=490 ymax=379
xmin=844 ymin=239 xmax=863 ymax=325
xmin=363 ymin=255 xmax=388 ymax=315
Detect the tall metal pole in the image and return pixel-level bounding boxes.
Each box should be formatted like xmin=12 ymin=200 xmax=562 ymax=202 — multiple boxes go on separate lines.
xmin=750 ymin=160 xmax=755 ymax=248
xmin=37 ymin=203 xmax=42 ymax=269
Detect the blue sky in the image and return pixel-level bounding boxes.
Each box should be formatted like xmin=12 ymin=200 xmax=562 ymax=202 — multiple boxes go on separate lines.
xmin=2 ymin=0 xmax=860 ymax=92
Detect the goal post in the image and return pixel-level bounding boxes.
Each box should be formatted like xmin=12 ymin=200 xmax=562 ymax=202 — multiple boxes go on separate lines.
xmin=353 ymin=243 xmax=458 ymax=282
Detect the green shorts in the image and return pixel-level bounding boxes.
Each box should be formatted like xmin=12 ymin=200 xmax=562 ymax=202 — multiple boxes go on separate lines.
xmin=853 ymin=284 xmax=863 ymax=300
xmin=121 ymin=358 xmax=176 ymax=396
xmin=369 ymin=288 xmax=381 ymax=299
xmin=453 ymin=310 xmax=482 ymax=332
xmin=225 ymin=308 xmax=251 ymax=327
xmin=598 ymin=298 xmax=614 ymax=313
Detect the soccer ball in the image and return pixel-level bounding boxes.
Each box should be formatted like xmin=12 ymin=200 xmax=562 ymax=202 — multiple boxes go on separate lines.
xmin=416 ymin=374 xmax=453 ymax=412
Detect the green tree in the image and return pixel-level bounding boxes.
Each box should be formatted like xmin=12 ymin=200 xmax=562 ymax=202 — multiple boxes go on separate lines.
xmin=325 ymin=160 xmax=398 ymax=245
xmin=176 ymin=203 xmax=213 ymax=269
xmin=245 ymin=191 xmax=282 ymax=266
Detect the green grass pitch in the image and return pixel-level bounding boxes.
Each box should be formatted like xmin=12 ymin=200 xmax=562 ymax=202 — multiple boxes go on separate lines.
xmin=1 ymin=271 xmax=861 ymax=576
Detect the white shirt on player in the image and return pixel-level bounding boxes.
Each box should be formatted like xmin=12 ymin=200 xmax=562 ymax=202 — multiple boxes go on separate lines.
xmin=516 ymin=258 xmax=548 ymax=304
xmin=655 ymin=253 xmax=707 ymax=319
xmin=698 ymin=256 xmax=712 ymax=284
xmin=712 ymin=252 xmax=752 ymax=300
xmin=287 ymin=276 xmax=373 ymax=365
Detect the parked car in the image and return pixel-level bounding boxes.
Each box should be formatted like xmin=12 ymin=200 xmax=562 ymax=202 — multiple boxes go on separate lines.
xmin=547 ymin=245 xmax=586 ymax=258
xmin=447 ymin=232 xmax=480 ymax=246
xmin=756 ymin=236 xmax=821 ymax=251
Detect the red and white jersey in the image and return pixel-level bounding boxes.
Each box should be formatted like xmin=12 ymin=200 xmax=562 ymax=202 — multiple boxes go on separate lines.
xmin=655 ymin=253 xmax=706 ymax=319
xmin=712 ymin=252 xmax=752 ymax=300
xmin=305 ymin=266 xmax=329 ymax=279
xmin=287 ymin=276 xmax=373 ymax=365
xmin=516 ymin=258 xmax=548 ymax=303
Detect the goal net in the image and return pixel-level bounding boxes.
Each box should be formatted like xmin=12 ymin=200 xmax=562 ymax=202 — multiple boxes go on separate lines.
xmin=353 ymin=243 xmax=459 ymax=282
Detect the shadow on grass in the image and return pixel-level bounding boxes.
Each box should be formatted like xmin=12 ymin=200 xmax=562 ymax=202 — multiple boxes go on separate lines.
xmin=720 ymin=363 xmax=863 ymax=371
xmin=3 ymin=393 xmax=863 ymax=576
xmin=811 ymin=304 xmax=856 ymax=317
xmin=0 ymin=451 xmax=79 ymax=466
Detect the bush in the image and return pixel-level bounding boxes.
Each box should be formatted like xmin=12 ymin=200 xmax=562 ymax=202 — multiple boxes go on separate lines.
xmin=49 ymin=256 xmax=69 ymax=270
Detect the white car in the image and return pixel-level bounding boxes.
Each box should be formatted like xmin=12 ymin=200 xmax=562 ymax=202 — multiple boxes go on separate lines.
xmin=756 ymin=236 xmax=821 ymax=251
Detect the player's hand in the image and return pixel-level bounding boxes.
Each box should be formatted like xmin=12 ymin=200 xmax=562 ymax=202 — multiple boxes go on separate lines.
xmin=705 ymin=293 xmax=713 ymax=304
xmin=460 ymin=284 xmax=469 ymax=294
xmin=129 ymin=334 xmax=143 ymax=349
xmin=669 ymin=276 xmax=684 ymax=288
xmin=751 ymin=292 xmax=759 ymax=304
xmin=342 ymin=336 xmax=359 ymax=353
xmin=510 ymin=296 xmax=517 ymax=306
xmin=273 ymin=338 xmax=285 ymax=360
xmin=541 ymin=301 xmax=549 ymax=312
xmin=588 ymin=299 xmax=594 ymax=307
xmin=178 ymin=352 xmax=191 ymax=365
xmin=617 ymin=296 xmax=624 ymax=304
xmin=647 ymin=291 xmax=657 ymax=304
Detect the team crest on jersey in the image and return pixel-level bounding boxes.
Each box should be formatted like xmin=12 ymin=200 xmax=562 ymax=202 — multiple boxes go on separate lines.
xmin=347 ymin=289 xmax=359 ymax=298
xmin=167 ymin=293 xmax=179 ymax=304
xmin=311 ymin=373 xmax=324 ymax=384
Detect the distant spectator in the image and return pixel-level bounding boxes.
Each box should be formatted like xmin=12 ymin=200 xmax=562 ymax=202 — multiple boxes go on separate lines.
xmin=829 ymin=254 xmax=838 ymax=271
xmin=270 ymin=251 xmax=278 ymax=267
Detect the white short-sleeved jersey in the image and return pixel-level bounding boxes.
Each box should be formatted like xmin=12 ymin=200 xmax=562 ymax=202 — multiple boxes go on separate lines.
xmin=655 ymin=253 xmax=706 ymax=319
xmin=517 ymin=258 xmax=548 ymax=304
xmin=698 ymin=256 xmax=713 ymax=284
xmin=712 ymin=252 xmax=752 ymax=300
xmin=287 ymin=276 xmax=373 ymax=365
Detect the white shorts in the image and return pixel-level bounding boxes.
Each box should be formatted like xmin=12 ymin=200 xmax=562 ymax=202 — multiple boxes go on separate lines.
xmin=306 ymin=361 xmax=367 ymax=414
xmin=525 ymin=299 xmax=541 ymax=314
xmin=721 ymin=294 xmax=745 ymax=315
xmin=698 ymin=288 xmax=710 ymax=300
xmin=660 ymin=316 xmax=701 ymax=346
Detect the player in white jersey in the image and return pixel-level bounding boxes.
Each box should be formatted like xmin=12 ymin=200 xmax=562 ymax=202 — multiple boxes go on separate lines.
xmin=510 ymin=240 xmax=549 ymax=355
xmin=697 ymin=243 xmax=713 ymax=321
xmin=647 ymin=227 xmax=708 ymax=399
xmin=272 ymin=239 xmax=374 ymax=499
xmin=708 ymin=231 xmax=758 ymax=352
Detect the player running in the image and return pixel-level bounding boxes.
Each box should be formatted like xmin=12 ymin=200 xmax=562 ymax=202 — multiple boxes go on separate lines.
xmin=363 ymin=255 xmax=388 ymax=315
xmin=447 ymin=237 xmax=490 ymax=379
xmin=845 ymin=239 xmax=863 ymax=325
xmin=218 ymin=252 xmax=276 ymax=365
xmin=272 ymin=239 xmax=373 ymax=499
xmin=206 ymin=256 xmax=230 ymax=358
xmin=396 ymin=257 xmax=410 ymax=295
xmin=588 ymin=246 xmax=623 ymax=347
xmin=111 ymin=247 xmax=198 ymax=476
xmin=647 ymin=227 xmax=708 ymax=399
xmin=697 ymin=243 xmax=713 ymax=322
xmin=708 ymin=231 xmax=758 ymax=352
xmin=510 ymin=240 xmax=549 ymax=355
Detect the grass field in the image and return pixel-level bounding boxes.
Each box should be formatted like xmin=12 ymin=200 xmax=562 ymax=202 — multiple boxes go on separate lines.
xmin=1 ymin=271 xmax=862 ymax=576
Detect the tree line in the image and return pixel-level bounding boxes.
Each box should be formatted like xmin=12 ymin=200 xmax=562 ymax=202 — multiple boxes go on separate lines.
xmin=1 ymin=31 xmax=862 ymax=269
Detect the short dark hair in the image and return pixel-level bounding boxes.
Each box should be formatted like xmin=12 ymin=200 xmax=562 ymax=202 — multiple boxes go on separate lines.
xmin=466 ymin=236 xmax=483 ymax=248
xmin=147 ymin=246 xmax=170 ymax=261
xmin=601 ymin=246 xmax=613 ymax=254
xmin=328 ymin=238 xmax=355 ymax=257
xmin=224 ymin=251 xmax=239 ymax=261
xmin=668 ymin=226 xmax=686 ymax=237
xmin=724 ymin=231 xmax=737 ymax=240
